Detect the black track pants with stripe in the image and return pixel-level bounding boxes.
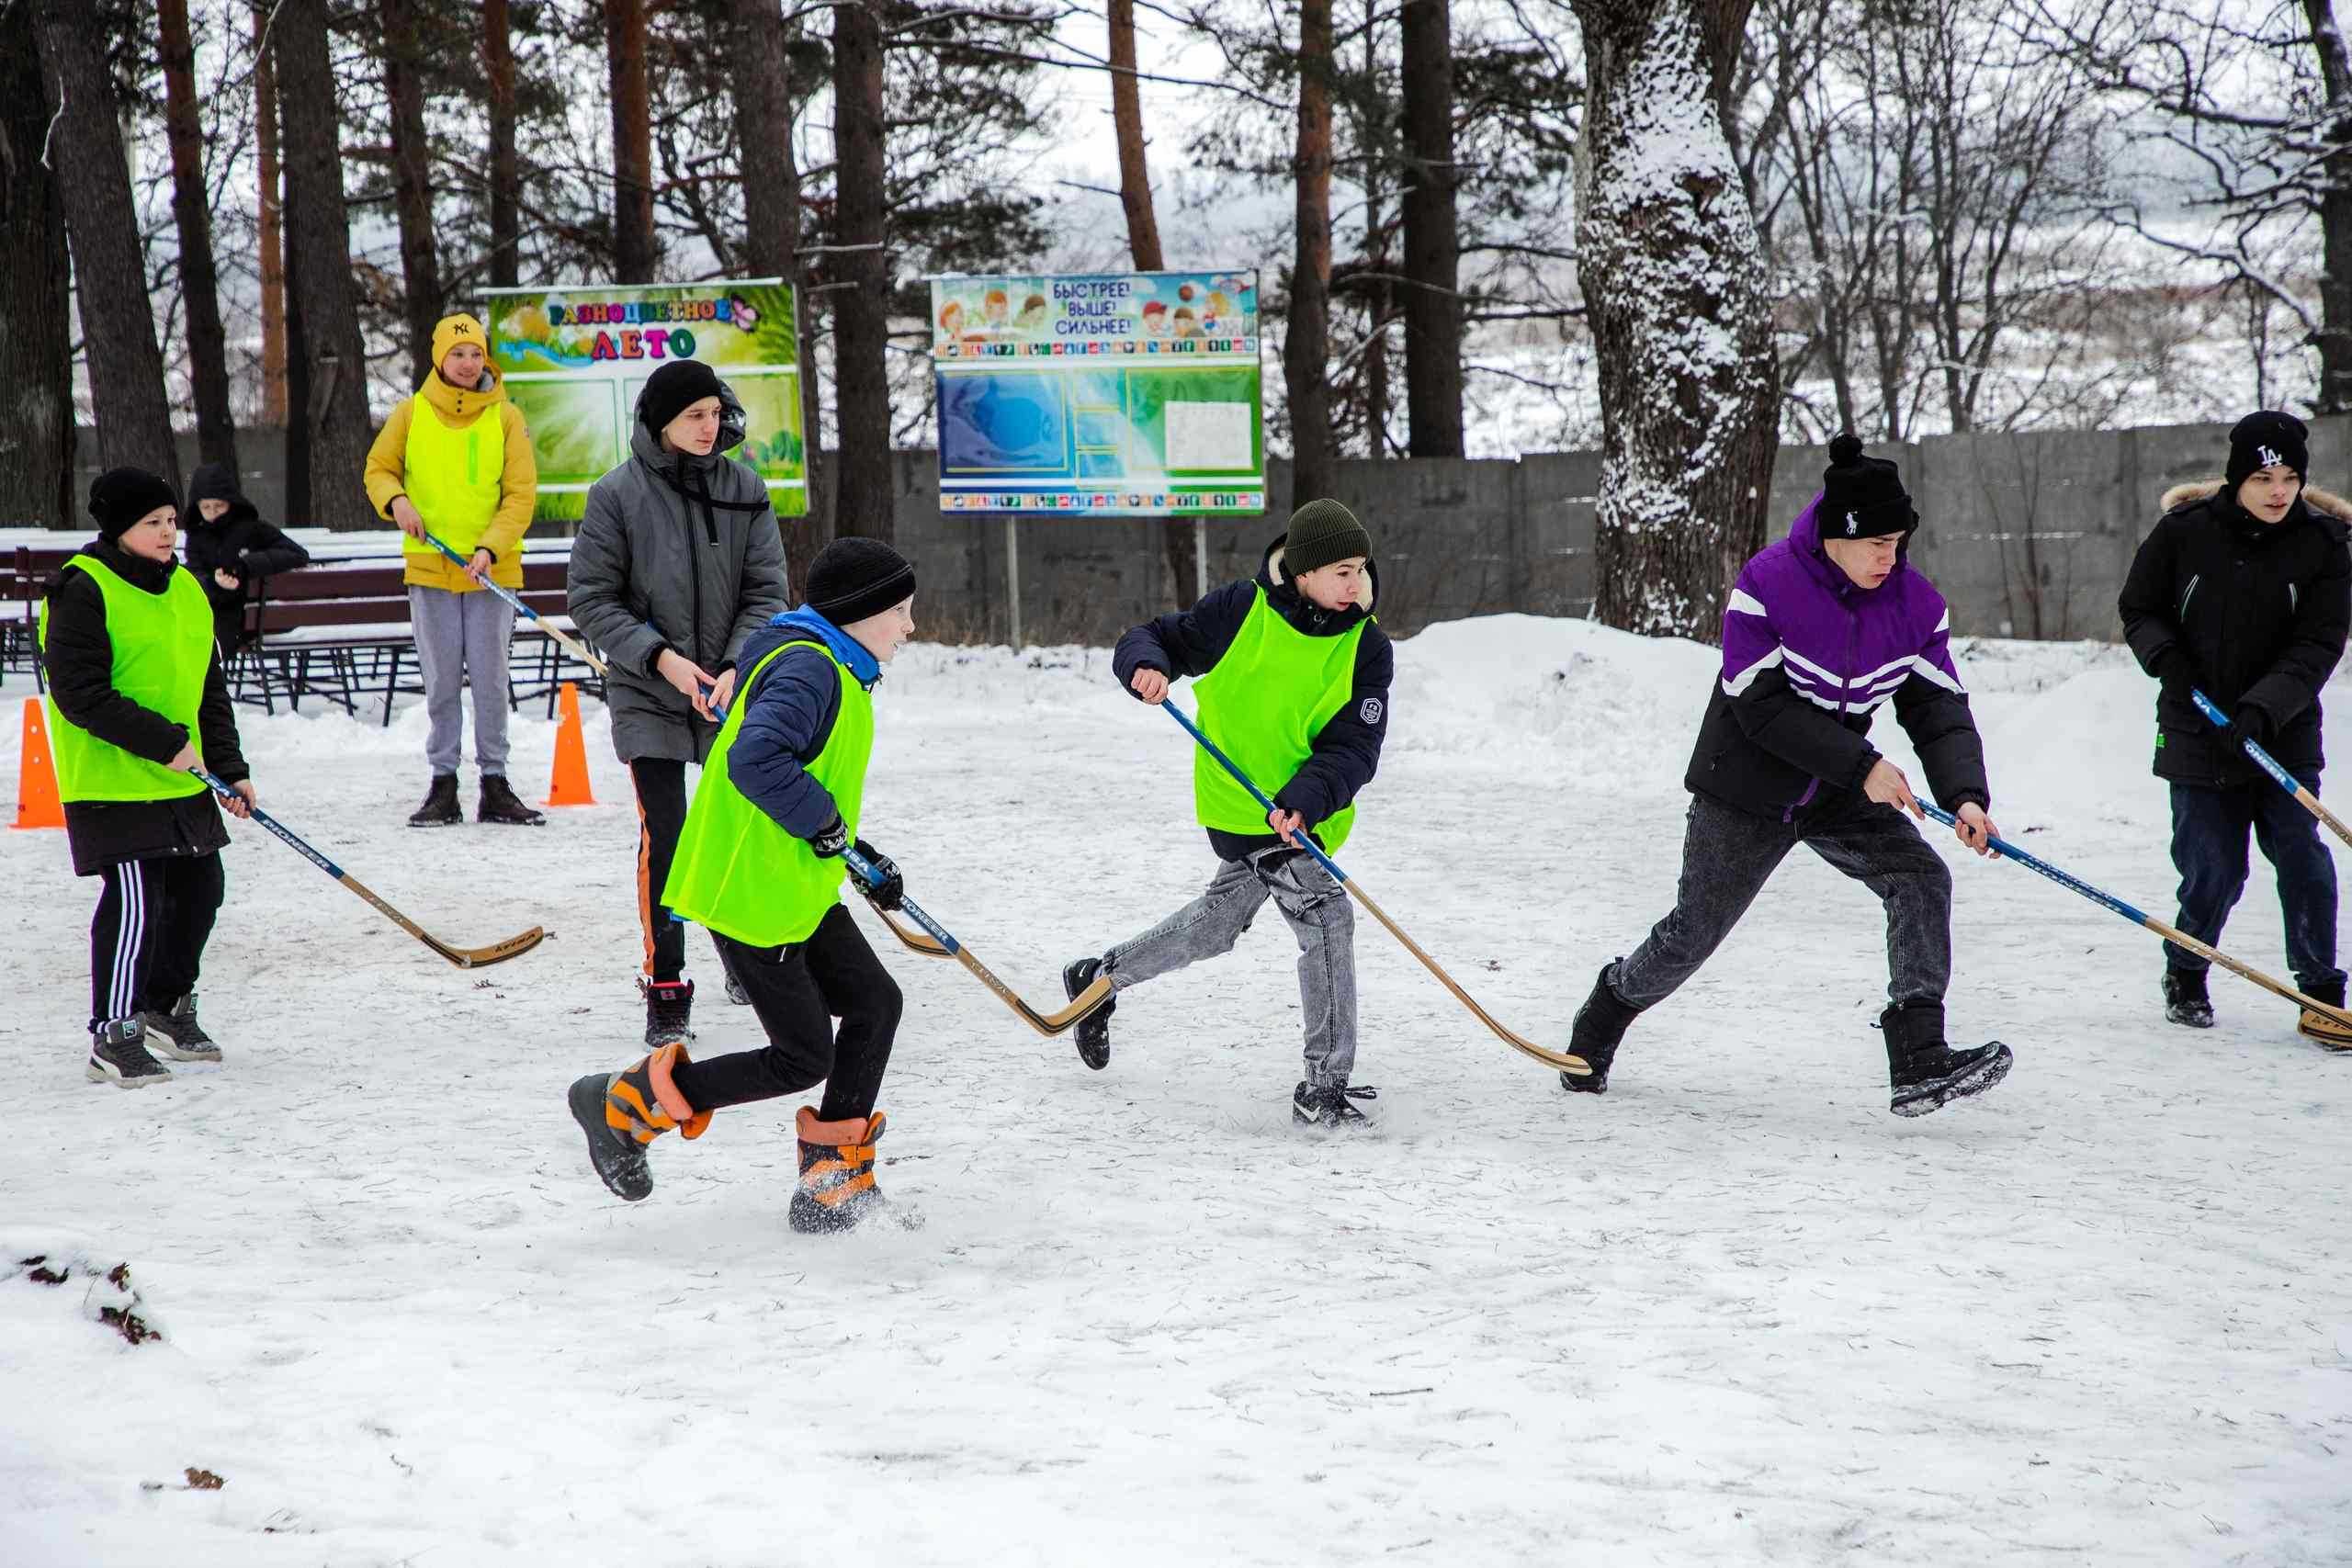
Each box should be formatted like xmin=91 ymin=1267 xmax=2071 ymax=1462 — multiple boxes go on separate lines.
xmin=88 ymin=852 xmax=225 ymax=1033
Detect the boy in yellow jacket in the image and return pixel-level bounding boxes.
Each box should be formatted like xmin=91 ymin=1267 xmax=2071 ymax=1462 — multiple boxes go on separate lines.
xmin=363 ymin=311 xmax=543 ymax=826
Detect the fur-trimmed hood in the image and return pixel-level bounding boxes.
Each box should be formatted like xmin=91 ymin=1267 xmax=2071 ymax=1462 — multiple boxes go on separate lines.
xmin=2162 ymin=479 xmax=2352 ymax=523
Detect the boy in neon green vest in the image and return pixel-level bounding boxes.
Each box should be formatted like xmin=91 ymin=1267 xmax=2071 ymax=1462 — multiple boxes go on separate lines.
xmin=40 ymin=468 xmax=257 ymax=1088
xmin=363 ymin=311 xmax=543 ymax=828
xmin=567 ymin=539 xmax=921 ymax=1234
xmin=1068 ymin=500 xmax=1394 ymax=1127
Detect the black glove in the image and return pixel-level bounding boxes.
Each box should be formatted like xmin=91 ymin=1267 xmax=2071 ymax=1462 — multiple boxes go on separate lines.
xmin=809 ymin=813 xmax=848 ymax=859
xmin=2151 ymin=647 xmax=2199 ymax=698
xmin=846 ymin=838 xmax=903 ymax=910
xmin=2222 ymin=706 xmax=2272 ymax=757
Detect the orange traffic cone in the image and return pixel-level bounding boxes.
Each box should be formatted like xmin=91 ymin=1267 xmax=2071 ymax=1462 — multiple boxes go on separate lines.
xmin=545 ymin=681 xmax=596 ymax=807
xmin=14 ymin=696 xmax=64 ymax=829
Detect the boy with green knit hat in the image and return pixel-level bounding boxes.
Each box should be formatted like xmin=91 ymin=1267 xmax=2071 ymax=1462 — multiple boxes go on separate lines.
xmin=1066 ymin=498 xmax=1394 ymax=1127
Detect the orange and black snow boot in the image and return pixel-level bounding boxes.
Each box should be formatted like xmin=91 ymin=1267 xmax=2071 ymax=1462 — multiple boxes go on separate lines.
xmin=789 ymin=1107 xmax=901 ymax=1234
xmin=566 ymin=1043 xmax=712 ymax=1202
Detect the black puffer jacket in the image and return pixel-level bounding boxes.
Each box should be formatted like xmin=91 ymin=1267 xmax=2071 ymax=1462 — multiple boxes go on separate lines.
xmin=2120 ymin=481 xmax=2352 ymax=787
xmin=41 ymin=539 xmax=250 ymax=876
xmin=181 ymin=460 xmax=311 ymax=653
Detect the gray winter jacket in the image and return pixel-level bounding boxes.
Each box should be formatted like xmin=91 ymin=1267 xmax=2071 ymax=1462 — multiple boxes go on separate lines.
xmin=567 ymin=392 xmax=791 ymax=764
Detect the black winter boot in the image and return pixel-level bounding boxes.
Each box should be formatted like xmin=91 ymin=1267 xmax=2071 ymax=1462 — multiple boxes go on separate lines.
xmin=477 ymin=773 xmax=547 ymax=826
xmin=642 ymin=977 xmax=695 ymax=1046
xmin=1064 ymin=957 xmax=1114 ymax=1070
xmin=567 ymin=1042 xmax=712 ymax=1202
xmin=2295 ymin=976 xmax=2352 ymax=1050
xmin=2163 ymin=967 xmax=2215 ymax=1029
xmin=408 ymin=773 xmax=461 ymax=827
xmin=1560 ymin=960 xmax=1641 ymax=1096
xmin=1292 ymin=1078 xmax=1377 ymax=1128
xmin=86 ymin=1019 xmax=171 ymax=1088
xmin=1883 ymin=1002 xmax=2012 ymax=1118
xmin=142 ymin=992 xmax=221 ymax=1063
xmin=790 ymin=1108 xmax=921 ymax=1233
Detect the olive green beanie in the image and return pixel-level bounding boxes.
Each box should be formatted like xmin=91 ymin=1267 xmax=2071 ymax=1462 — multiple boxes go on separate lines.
xmin=1283 ymin=498 xmax=1373 ymax=575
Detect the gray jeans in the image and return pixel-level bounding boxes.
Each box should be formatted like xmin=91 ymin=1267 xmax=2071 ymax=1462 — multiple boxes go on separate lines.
xmin=408 ymin=584 xmax=515 ymax=776
xmin=1103 ymin=847 xmax=1360 ymax=1085
xmin=1615 ymin=792 xmax=1953 ymax=1012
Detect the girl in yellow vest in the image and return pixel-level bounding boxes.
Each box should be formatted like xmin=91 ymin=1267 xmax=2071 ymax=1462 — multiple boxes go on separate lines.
xmin=40 ymin=468 xmax=256 ymax=1088
xmin=363 ymin=311 xmax=544 ymax=827
xmin=567 ymin=539 xmax=920 ymax=1234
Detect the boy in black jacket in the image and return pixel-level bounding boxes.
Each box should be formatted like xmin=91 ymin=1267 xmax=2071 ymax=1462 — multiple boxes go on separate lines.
xmin=182 ymin=460 xmax=311 ymax=656
xmin=40 ymin=468 xmax=257 ymax=1086
xmin=1063 ymin=500 xmax=1393 ymax=1127
xmin=2120 ymin=411 xmax=2352 ymax=1043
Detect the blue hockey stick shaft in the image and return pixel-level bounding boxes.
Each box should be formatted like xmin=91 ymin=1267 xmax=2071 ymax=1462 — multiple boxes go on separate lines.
xmin=1158 ymin=699 xmax=1351 ymax=884
xmin=2189 ymin=686 xmax=2352 ymax=850
xmin=423 ymin=532 xmax=611 ymax=676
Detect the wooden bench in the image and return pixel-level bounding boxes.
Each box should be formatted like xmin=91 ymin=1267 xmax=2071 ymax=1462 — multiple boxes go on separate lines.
xmin=2 ymin=546 xmax=75 ymax=691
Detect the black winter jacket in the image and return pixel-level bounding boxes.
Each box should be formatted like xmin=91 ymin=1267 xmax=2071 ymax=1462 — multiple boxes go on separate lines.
xmin=2119 ymin=482 xmax=2352 ymax=787
xmin=41 ymin=540 xmax=250 ymax=876
xmin=181 ymin=461 xmax=311 ymax=654
xmin=1113 ymin=537 xmax=1392 ymax=859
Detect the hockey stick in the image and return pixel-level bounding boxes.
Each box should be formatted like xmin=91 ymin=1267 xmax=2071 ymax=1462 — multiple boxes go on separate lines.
xmin=2189 ymin=687 xmax=2352 ymax=852
xmin=1918 ymin=801 xmax=2352 ymax=1035
xmin=423 ymin=534 xmax=611 ymax=677
xmin=842 ymin=845 xmax=1114 ymax=1036
xmin=194 ymin=769 xmax=547 ymax=968
xmin=1158 ymin=700 xmax=1590 ymax=1077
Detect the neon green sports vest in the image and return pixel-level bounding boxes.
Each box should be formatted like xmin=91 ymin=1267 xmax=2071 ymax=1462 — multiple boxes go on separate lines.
xmin=663 ymin=640 xmax=875 ymax=947
xmin=1191 ymin=584 xmax=1368 ymax=853
xmin=38 ymin=555 xmax=212 ymax=804
xmin=400 ymin=393 xmax=504 ymax=562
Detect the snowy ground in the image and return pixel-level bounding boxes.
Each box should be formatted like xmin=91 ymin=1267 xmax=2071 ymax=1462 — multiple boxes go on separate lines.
xmin=3 ymin=620 xmax=2348 ymax=1566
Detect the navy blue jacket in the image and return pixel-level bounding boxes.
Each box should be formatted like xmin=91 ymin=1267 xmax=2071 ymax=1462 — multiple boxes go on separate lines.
xmin=725 ymin=608 xmax=881 ymax=840
xmin=1114 ymin=536 xmax=1392 ymax=857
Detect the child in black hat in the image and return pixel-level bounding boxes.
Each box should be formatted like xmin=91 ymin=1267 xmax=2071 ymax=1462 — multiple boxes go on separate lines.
xmin=182 ymin=459 xmax=311 ymax=656
xmin=2120 ymin=410 xmax=2352 ymax=1043
xmin=40 ymin=467 xmax=257 ymax=1086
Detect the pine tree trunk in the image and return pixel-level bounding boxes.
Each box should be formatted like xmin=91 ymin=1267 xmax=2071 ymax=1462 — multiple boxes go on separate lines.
xmin=254 ymin=0 xmax=287 ymax=426
xmin=32 ymin=0 xmax=179 ymax=488
xmin=158 ymin=0 xmax=238 ymax=471
xmin=831 ymin=0 xmax=894 ymax=544
xmin=381 ymin=0 xmax=445 ymax=383
xmin=1398 ymin=0 xmax=1464 ymax=457
xmin=485 ymin=0 xmax=521 ymax=288
xmin=0 ymin=0 xmax=74 ymax=525
xmin=2304 ymin=0 xmax=2352 ymax=415
xmin=1571 ymin=0 xmax=1777 ymax=641
xmin=1284 ymin=0 xmax=1338 ymax=505
xmin=275 ymin=0 xmax=378 ymax=529
xmin=606 ymin=0 xmax=656 ymax=280
xmin=1362 ymin=6 xmax=1391 ymax=457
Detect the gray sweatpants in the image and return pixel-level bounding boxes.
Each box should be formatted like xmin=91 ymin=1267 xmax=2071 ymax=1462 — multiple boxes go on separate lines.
xmin=1102 ymin=846 xmax=1360 ymax=1086
xmin=408 ymin=584 xmax=515 ymax=777
xmin=1615 ymin=792 xmax=1953 ymax=1011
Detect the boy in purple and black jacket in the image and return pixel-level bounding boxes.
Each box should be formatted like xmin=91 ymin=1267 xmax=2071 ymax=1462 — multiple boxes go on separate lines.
xmin=1563 ymin=436 xmax=2014 ymax=1117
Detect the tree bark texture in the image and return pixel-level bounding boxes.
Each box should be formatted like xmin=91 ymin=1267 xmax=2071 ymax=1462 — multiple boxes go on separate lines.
xmin=1397 ymin=0 xmax=1464 ymax=457
xmin=1283 ymin=0 xmax=1338 ymax=505
xmin=831 ymin=0 xmax=894 ymax=543
xmin=275 ymin=0 xmax=378 ymax=528
xmin=381 ymin=0 xmax=446 ymax=384
xmin=32 ymin=0 xmax=180 ymax=488
xmin=606 ymin=0 xmax=656 ymax=280
xmin=2305 ymin=0 xmax=2352 ymax=415
xmin=159 ymin=0 xmax=239 ymax=470
xmin=0 ymin=0 xmax=75 ymax=525
xmin=485 ymin=0 xmax=521 ymax=288
xmin=1571 ymin=0 xmax=1777 ymax=642
xmin=254 ymin=0 xmax=287 ymax=426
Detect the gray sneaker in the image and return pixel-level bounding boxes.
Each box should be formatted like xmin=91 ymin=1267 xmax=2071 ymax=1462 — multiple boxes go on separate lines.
xmin=86 ymin=1019 xmax=172 ymax=1088
xmin=143 ymin=992 xmax=222 ymax=1062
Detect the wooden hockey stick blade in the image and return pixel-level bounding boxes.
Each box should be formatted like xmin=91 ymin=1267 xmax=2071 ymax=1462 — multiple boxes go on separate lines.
xmin=2145 ymin=912 xmax=2352 ymax=1036
xmin=339 ymin=873 xmax=548 ymax=968
xmin=1339 ymin=882 xmax=1591 ymax=1076
xmin=869 ymin=904 xmax=955 ymax=958
xmin=953 ymin=952 xmax=1115 ymax=1036
xmin=2291 ymin=784 xmax=2352 ymax=854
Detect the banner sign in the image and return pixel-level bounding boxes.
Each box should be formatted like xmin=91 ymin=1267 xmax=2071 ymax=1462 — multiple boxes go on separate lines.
xmin=930 ymin=269 xmax=1264 ymax=514
xmin=482 ymin=278 xmax=807 ymax=522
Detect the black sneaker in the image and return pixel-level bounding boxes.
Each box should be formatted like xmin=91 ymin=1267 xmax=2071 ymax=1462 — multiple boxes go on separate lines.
xmin=1883 ymin=1003 xmax=2012 ymax=1117
xmin=142 ymin=992 xmax=221 ymax=1063
xmin=2163 ymin=967 xmax=2214 ymax=1029
xmin=643 ymin=977 xmax=695 ymax=1047
xmin=408 ymin=773 xmax=461 ymax=828
xmin=567 ymin=1073 xmax=652 ymax=1201
xmin=1559 ymin=960 xmax=1639 ymax=1096
xmin=478 ymin=774 xmax=547 ymax=826
xmin=86 ymin=1019 xmax=171 ymax=1088
xmin=1064 ymin=957 xmax=1114 ymax=1070
xmin=1292 ymin=1078 xmax=1377 ymax=1128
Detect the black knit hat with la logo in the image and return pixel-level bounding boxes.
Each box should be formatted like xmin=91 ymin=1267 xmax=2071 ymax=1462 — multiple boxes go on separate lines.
xmin=2226 ymin=411 xmax=2308 ymax=490
xmin=1821 ymin=434 xmax=1915 ymax=540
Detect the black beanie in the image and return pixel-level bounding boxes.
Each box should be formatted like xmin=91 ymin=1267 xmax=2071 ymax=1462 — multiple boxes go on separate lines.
xmin=89 ymin=467 xmax=181 ymax=540
xmin=806 ymin=536 xmax=916 ymax=626
xmin=1820 ymin=434 xmax=1914 ymax=540
xmin=2226 ymin=411 xmax=2309 ymax=490
xmin=1283 ymin=498 xmax=1374 ymax=575
xmin=638 ymin=359 xmax=725 ymax=435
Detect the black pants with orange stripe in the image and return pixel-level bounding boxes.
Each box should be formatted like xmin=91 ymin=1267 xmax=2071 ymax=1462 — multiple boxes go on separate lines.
xmin=673 ymin=905 xmax=900 ymax=1122
xmin=632 ymin=758 xmax=739 ymax=987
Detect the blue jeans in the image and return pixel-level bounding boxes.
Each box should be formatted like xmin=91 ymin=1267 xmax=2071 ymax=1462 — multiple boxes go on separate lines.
xmin=2166 ymin=781 xmax=2344 ymax=990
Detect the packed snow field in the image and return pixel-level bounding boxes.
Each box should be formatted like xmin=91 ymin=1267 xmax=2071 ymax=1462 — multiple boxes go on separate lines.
xmin=4 ymin=618 xmax=2348 ymax=1566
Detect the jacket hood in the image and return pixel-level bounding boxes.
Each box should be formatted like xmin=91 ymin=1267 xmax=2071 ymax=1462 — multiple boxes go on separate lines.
xmin=630 ymin=378 xmax=750 ymax=472
xmin=741 ymin=606 xmax=883 ymax=692
xmin=181 ymin=460 xmax=258 ymax=530
xmin=416 ymin=356 xmax=507 ymax=424
xmin=2161 ymin=479 xmax=2352 ymax=524
xmin=1788 ymin=493 xmax=1917 ymax=599
xmin=1256 ymin=533 xmax=1377 ymax=621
